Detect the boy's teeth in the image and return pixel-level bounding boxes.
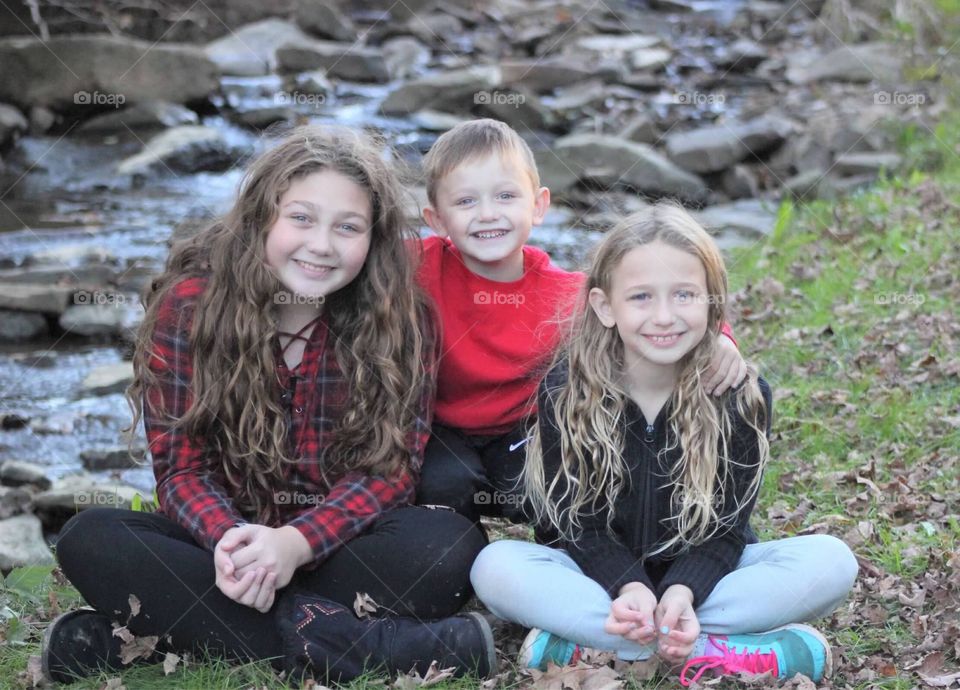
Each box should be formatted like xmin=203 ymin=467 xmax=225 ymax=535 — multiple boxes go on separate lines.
xmin=474 ymin=230 xmax=507 ymax=239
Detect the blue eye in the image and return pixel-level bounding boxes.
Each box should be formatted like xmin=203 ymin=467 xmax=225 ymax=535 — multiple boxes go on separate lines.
xmin=630 ymin=293 xmax=650 ymax=301
xmin=499 ymin=192 xmax=516 ymax=200
xmin=291 ymin=214 xmax=310 ymax=223
xmin=340 ymin=224 xmax=358 ymax=233
xmin=455 ymin=198 xmax=474 ymax=206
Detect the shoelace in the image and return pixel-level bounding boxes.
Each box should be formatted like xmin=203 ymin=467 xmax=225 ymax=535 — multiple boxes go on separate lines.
xmin=679 ymin=637 xmax=779 ymax=686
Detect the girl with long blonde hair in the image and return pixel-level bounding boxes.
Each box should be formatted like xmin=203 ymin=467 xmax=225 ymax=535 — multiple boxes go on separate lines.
xmin=471 ymin=202 xmax=857 ymax=685
xmin=43 ymin=126 xmax=494 ymax=686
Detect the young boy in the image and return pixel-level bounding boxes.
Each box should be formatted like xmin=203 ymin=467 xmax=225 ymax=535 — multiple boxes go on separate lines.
xmin=415 ymin=119 xmax=744 ymax=524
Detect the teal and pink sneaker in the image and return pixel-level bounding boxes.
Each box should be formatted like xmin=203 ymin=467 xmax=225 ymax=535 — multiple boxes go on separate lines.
xmin=680 ymin=624 xmax=832 ymax=686
xmin=518 ymin=628 xmax=583 ymax=671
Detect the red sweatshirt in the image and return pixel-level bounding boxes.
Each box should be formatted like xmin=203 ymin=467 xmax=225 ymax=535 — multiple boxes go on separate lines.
xmin=416 ymin=236 xmax=583 ymax=435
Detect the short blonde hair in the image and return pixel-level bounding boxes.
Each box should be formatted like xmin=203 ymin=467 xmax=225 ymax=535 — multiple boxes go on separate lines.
xmin=423 ymin=118 xmax=541 ymax=205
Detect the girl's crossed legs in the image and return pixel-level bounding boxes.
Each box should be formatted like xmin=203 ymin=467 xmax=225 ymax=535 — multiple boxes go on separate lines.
xmin=471 ymin=534 xmax=858 ymax=660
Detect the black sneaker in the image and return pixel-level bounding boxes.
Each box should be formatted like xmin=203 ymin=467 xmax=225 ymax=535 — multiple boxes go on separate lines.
xmin=41 ymin=608 xmax=124 ymax=684
xmin=276 ymin=590 xmax=497 ymax=686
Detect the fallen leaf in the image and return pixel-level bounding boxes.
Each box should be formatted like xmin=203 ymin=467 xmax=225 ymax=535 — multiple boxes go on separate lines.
xmin=25 ymin=655 xmax=46 ymax=688
xmin=128 ymin=594 xmax=140 ymax=619
xmin=353 ymin=592 xmax=379 ymax=619
xmin=162 ymin=652 xmax=180 ymax=675
xmin=920 ymin=670 xmax=960 ymax=687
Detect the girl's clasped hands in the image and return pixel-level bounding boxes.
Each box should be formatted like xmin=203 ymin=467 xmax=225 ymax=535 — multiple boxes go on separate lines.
xmin=213 ymin=525 xmax=313 ymax=613
xmin=605 ymin=582 xmax=701 ymax=666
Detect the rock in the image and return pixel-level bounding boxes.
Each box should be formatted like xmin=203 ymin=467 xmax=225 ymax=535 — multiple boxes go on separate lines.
xmin=533 ymin=146 xmax=581 ymax=196
xmin=714 ymin=38 xmax=768 ymax=72
xmin=205 ymin=19 xmax=313 ymax=76
xmin=0 ymin=309 xmax=48 ymax=342
xmin=695 ymin=199 xmax=776 ymax=240
xmin=30 ymin=412 xmax=80 ymax=436
xmin=0 ymin=460 xmax=51 ymax=488
xmin=289 ymin=70 xmax=333 ymax=95
xmin=27 ymin=106 xmax=56 ymax=135
xmin=1 ymin=412 xmax=29 ymax=429
xmin=0 ymin=486 xmax=31 ymax=519
xmin=787 ymin=42 xmax=903 ymax=84
xmin=0 ymin=34 xmax=219 ymax=111
xmin=571 ymin=34 xmax=662 ymax=60
xmin=277 ymin=39 xmax=388 ymax=82
xmin=33 ymin=475 xmax=147 ymax=515
xmin=0 ymin=102 xmax=28 ymax=147
xmin=500 ymin=57 xmax=606 ymax=93
xmin=77 ymin=101 xmax=199 ymax=133
xmin=622 ymin=112 xmax=658 ymax=144
xmin=545 ymin=79 xmax=608 ymax=114
xmin=833 ymin=152 xmax=902 ymax=177
xmin=722 ymin=164 xmax=760 ymax=199
xmin=475 ymin=87 xmax=553 ymax=132
xmin=81 ymin=362 xmax=134 ymax=396
xmin=382 ymin=37 xmax=431 ymax=81
xmin=0 ymin=514 xmax=54 ymax=570
xmin=59 ymin=300 xmax=143 ymax=337
xmin=552 ymin=133 xmax=708 ymax=201
xmin=404 ymin=13 xmax=463 ymax=46
xmin=80 ymin=446 xmax=146 ymax=471
xmin=0 ymin=264 xmax=117 ymax=286
xmin=116 ymin=126 xmax=249 ymax=176
xmin=380 ymin=66 xmax=501 ymax=116
xmin=410 ymin=110 xmax=467 ymax=132
xmin=234 ymin=107 xmax=296 ymax=130
xmin=665 ymin=116 xmax=793 ymax=174
xmin=782 ymin=168 xmax=826 ymax=201
xmin=0 ymin=283 xmax=74 ymax=314
xmin=295 ymin=0 xmax=357 ymax=42
xmin=28 ymin=244 xmax=117 ymax=266
xmin=630 ymin=47 xmax=672 ymax=71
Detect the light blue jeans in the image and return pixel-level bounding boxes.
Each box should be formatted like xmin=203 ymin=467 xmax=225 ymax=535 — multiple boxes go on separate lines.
xmin=470 ymin=534 xmax=858 ymax=660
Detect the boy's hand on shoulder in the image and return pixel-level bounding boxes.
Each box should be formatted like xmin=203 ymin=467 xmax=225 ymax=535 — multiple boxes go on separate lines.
xmin=704 ymin=334 xmax=746 ymax=396
xmin=605 ymin=582 xmax=657 ymax=645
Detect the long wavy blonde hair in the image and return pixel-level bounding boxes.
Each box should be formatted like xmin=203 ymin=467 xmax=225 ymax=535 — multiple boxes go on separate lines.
xmin=524 ymin=202 xmax=769 ymax=555
xmin=125 ymin=125 xmax=432 ymax=524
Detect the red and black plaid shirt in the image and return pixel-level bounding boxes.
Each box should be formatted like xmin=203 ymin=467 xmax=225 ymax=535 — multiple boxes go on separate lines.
xmin=144 ymin=276 xmax=431 ymax=564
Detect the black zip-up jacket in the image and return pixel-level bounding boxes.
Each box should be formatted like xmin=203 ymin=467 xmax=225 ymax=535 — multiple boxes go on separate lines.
xmin=534 ymin=361 xmax=772 ymax=607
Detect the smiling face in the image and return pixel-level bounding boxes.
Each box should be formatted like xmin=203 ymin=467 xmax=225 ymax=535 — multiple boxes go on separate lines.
xmin=423 ymin=151 xmax=549 ymax=282
xmin=264 ymin=168 xmax=373 ymax=323
xmin=589 ymin=240 xmax=710 ymax=381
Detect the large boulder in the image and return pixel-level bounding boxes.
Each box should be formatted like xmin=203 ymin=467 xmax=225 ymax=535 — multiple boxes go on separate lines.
xmin=81 ymin=362 xmax=135 ymax=396
xmin=380 ymin=66 xmax=502 ymax=116
xmin=295 ymin=0 xmax=357 ymax=42
xmin=552 ymin=133 xmax=708 ymax=201
xmin=787 ymin=42 xmax=903 ymax=84
xmin=277 ymin=38 xmax=388 ymax=82
xmin=77 ymin=101 xmax=199 ymax=133
xmin=116 ymin=126 xmax=249 ymax=176
xmin=0 ymin=284 xmax=75 ymax=314
xmin=0 ymin=34 xmax=219 ymax=111
xmin=0 ymin=310 xmax=48 ymax=342
xmin=205 ymin=18 xmax=313 ymax=76
xmin=665 ymin=116 xmax=793 ymax=174
xmin=0 ymin=514 xmax=54 ymax=570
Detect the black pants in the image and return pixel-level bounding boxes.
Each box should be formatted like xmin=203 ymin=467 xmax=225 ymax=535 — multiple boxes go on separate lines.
xmin=416 ymin=424 xmax=529 ymax=523
xmin=54 ymin=506 xmax=485 ymax=667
